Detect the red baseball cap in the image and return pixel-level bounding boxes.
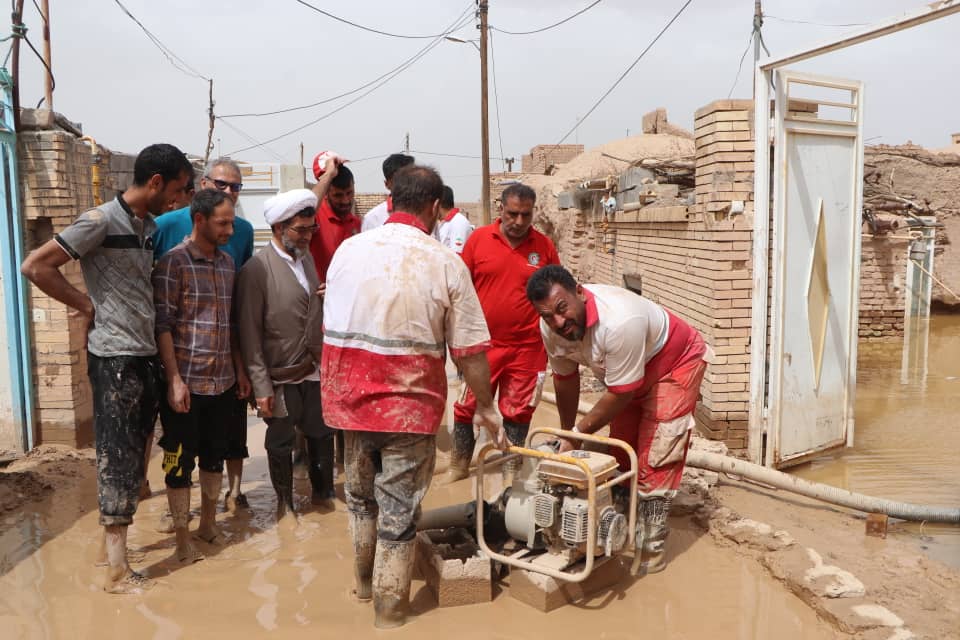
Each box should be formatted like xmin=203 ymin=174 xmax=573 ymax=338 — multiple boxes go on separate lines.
xmin=312 ymin=150 xmax=343 ymax=180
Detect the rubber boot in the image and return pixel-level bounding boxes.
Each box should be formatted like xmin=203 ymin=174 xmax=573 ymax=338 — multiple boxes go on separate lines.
xmin=195 ymin=470 xmax=223 ymax=544
xmin=349 ymin=513 xmax=377 ymax=602
xmin=267 ymin=449 xmax=296 ymax=522
xmin=306 ymin=435 xmax=336 ymax=507
xmin=501 ymin=421 xmax=529 ymax=488
xmin=372 ymin=539 xmax=416 ymax=629
xmin=638 ymin=490 xmax=674 ymax=574
xmin=444 ymin=422 xmax=474 ymax=483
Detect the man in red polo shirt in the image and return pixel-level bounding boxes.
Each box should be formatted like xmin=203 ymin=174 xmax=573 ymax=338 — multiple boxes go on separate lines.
xmin=310 ymin=161 xmax=359 ymax=284
xmin=447 ymin=183 xmax=560 ymax=482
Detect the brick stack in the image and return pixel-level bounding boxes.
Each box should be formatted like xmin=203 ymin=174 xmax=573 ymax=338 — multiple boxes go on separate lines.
xmin=521 ymin=144 xmax=583 ymax=174
xmin=18 ymin=130 xmax=97 ymax=446
xmin=591 ymin=99 xmax=756 ymax=450
xmin=859 ymin=237 xmax=909 ymax=340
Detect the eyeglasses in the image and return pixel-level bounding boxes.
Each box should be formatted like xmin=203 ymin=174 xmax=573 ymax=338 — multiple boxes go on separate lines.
xmin=287 ymin=224 xmax=318 ymax=236
xmin=204 ymin=176 xmax=243 ymax=193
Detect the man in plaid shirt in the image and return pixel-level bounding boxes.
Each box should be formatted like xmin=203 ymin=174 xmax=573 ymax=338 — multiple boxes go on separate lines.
xmin=153 ymin=188 xmax=251 ymax=563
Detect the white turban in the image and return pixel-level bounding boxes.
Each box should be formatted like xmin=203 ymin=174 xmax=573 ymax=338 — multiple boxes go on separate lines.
xmin=263 ymin=189 xmax=318 ymax=225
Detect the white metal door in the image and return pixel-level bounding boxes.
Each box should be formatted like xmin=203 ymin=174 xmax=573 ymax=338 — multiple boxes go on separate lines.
xmin=767 ymin=71 xmax=864 ymax=468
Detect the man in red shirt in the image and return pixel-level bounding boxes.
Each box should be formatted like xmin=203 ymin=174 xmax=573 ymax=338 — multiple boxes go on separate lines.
xmin=447 ymin=183 xmax=560 ymax=482
xmin=309 ymin=162 xmax=359 ymax=285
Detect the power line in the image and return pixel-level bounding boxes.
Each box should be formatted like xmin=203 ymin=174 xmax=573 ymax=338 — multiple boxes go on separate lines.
xmin=765 ymin=14 xmax=866 ymax=28
xmin=22 ymin=34 xmax=53 ymax=108
xmin=411 ymin=149 xmax=504 ymax=161
xmin=220 ymin=3 xmax=473 ymax=119
xmin=488 ymin=29 xmax=505 ymax=171
xmin=225 ymin=10 xmax=474 ymax=156
xmin=215 ymin=117 xmax=286 ymax=162
xmin=292 ymin=0 xmax=472 ymax=39
xmin=727 ymin=32 xmax=754 ymax=99
xmin=555 ymin=0 xmax=694 ymax=145
xmin=492 ymin=0 xmax=602 ymax=35
xmin=112 ymin=0 xmax=209 ymax=81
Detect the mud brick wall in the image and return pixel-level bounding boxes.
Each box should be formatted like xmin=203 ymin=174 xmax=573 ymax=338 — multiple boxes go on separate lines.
xmin=521 ymin=144 xmax=584 ymax=174
xmin=591 ymin=100 xmax=755 ymax=451
xmin=18 ymin=130 xmax=97 ymax=446
xmin=354 ymin=192 xmax=385 ymax=217
xmin=859 ymin=237 xmax=909 ymax=340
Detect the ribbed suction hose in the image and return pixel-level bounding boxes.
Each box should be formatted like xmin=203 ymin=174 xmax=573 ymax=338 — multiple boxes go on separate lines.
xmin=687 ymin=450 xmax=960 ymax=524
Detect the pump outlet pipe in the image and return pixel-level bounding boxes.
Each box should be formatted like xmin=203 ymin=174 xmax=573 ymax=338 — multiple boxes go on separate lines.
xmin=541 ymin=392 xmax=960 ymax=524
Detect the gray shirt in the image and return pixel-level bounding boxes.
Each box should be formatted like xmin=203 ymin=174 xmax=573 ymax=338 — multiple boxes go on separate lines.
xmin=55 ymin=195 xmax=158 ymax=357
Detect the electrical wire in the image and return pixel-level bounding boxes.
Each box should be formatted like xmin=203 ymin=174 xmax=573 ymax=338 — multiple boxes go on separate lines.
xmin=492 ymin=0 xmax=602 ymax=35
xmin=765 ymin=14 xmax=866 ymax=28
xmin=411 ymin=149 xmax=504 ymax=161
xmin=554 ymin=0 xmax=694 ymax=145
xmin=215 ymin=117 xmax=286 ymax=162
xmin=220 ymin=3 xmax=473 ymax=119
xmin=488 ymin=29 xmax=505 ymax=171
xmin=225 ymin=10 xmax=475 ymax=156
xmin=291 ymin=0 xmax=472 ymax=39
xmin=727 ymin=32 xmax=754 ymax=99
xmin=112 ymin=0 xmax=209 ymax=81
xmin=23 ymin=34 xmax=53 ymax=108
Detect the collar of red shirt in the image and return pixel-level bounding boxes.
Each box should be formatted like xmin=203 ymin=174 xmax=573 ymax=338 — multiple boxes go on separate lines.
xmin=385 ymin=211 xmax=429 ymax=234
xmin=492 ymin=219 xmax=535 ymax=249
xmin=443 ymin=207 xmax=460 ymax=223
xmin=582 ymin=287 xmax=599 ymax=329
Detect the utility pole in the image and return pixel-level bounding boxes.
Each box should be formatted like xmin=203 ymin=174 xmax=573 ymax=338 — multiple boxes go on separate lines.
xmin=404 ymin=132 xmax=410 ymax=153
xmin=752 ymin=0 xmax=762 ymax=96
xmin=11 ymin=0 xmax=25 ymax=131
xmin=479 ymin=0 xmax=491 ymax=225
xmin=504 ymin=157 xmax=514 ymax=172
xmin=204 ymin=79 xmax=215 ymax=165
xmin=40 ymin=0 xmax=52 ymax=110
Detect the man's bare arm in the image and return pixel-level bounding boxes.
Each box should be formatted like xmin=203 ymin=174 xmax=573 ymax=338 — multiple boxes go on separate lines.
xmin=458 ymin=351 xmax=506 ymax=449
xmin=21 ymin=240 xmax=93 ymax=318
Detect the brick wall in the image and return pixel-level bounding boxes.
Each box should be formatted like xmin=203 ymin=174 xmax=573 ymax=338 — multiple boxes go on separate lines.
xmin=859 ymin=237 xmax=909 ymax=340
xmin=590 ymin=100 xmax=755 ymax=450
xmin=521 ymin=145 xmax=583 ymax=174
xmin=18 ymin=130 xmax=97 ymax=447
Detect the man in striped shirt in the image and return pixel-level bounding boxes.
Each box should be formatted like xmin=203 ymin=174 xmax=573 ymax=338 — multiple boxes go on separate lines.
xmin=153 ymin=188 xmax=251 ymax=564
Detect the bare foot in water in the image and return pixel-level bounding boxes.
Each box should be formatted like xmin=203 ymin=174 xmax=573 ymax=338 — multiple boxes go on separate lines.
xmin=104 ymin=569 xmax=154 ymax=594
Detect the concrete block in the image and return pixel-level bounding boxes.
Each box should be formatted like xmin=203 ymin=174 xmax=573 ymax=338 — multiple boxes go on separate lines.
xmin=509 ymin=555 xmax=629 ymax=612
xmin=416 ymin=529 xmax=493 ymax=608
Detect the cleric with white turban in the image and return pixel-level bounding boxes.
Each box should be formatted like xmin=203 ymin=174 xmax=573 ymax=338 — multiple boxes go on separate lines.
xmin=263 ymin=188 xmax=318 ymax=226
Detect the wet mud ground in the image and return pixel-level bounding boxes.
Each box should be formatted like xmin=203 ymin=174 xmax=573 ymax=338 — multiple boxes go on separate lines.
xmin=2 ymin=317 xmax=958 ymax=638
xmin=0 ymin=427 xmax=839 ymax=639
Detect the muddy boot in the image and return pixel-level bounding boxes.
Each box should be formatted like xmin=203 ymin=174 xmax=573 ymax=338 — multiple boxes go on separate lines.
xmin=638 ymin=490 xmax=674 ymax=575
xmin=349 ymin=514 xmax=377 ymax=602
xmin=372 ymin=539 xmax=416 ymax=629
xmin=501 ymin=421 xmax=529 ymax=487
xmin=195 ymin=470 xmax=224 ymax=544
xmin=267 ymin=449 xmax=297 ymax=523
xmin=306 ymin=435 xmax=336 ymax=509
xmin=444 ymin=422 xmax=474 ymax=484
xmin=168 ymin=487 xmax=203 ymax=564
xmin=224 ymin=459 xmax=248 ymax=513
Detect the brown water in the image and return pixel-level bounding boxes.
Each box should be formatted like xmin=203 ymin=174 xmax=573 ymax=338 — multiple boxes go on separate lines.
xmin=793 ymin=314 xmax=960 ymax=567
xmin=0 ymin=413 xmax=840 ymax=639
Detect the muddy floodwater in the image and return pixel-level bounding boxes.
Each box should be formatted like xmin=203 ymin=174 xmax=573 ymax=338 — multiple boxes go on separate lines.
xmin=794 ymin=314 xmax=960 ymax=567
xmin=0 ymin=422 xmax=841 ymax=638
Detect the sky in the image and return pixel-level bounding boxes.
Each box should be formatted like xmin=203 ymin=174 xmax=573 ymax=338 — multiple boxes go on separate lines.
xmin=14 ymin=0 xmax=959 ymax=201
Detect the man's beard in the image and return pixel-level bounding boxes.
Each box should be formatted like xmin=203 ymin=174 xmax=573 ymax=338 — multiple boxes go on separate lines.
xmin=282 ymin=237 xmax=305 ymax=259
